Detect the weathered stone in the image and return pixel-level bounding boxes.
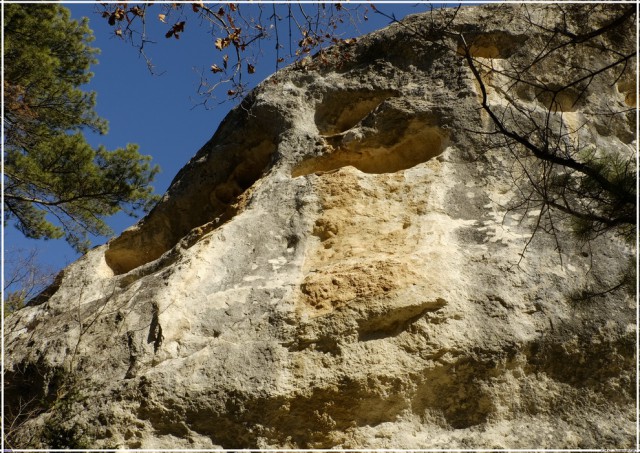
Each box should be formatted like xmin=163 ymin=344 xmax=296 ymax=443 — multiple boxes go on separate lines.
xmin=5 ymin=4 xmax=636 ymax=449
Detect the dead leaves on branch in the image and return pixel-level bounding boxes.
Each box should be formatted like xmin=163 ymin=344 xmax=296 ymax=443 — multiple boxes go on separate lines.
xmin=105 ymin=8 xmax=124 ymax=26
xmin=165 ymin=21 xmax=185 ymax=39
xmin=98 ymin=2 xmax=366 ymax=100
xmin=215 ymin=36 xmax=231 ymax=51
xmin=101 ymin=4 xmax=144 ymax=26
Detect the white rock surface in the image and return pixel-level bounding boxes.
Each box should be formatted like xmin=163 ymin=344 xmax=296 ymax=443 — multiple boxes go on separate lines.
xmin=5 ymin=4 xmax=636 ymax=449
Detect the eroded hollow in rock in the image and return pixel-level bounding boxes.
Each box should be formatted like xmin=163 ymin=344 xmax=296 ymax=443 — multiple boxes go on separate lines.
xmin=105 ymin=139 xmax=276 ymax=275
xmin=456 ymin=32 xmax=528 ymax=59
xmin=412 ymin=358 xmax=495 ymax=429
xmin=535 ymin=87 xmax=584 ymax=113
xmin=617 ymin=79 xmax=637 ymax=107
xmin=292 ymin=121 xmax=449 ymax=177
xmin=314 ymin=89 xmax=397 ymax=135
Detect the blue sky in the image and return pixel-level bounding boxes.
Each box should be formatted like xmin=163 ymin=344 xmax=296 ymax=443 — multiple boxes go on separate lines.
xmin=4 ymin=2 xmax=445 ymax=295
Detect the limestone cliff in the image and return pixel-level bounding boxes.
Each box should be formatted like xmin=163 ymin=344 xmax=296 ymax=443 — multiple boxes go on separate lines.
xmin=5 ymin=4 xmax=636 ymax=449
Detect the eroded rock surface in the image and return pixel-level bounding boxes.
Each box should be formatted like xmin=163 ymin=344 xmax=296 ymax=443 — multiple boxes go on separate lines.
xmin=5 ymin=4 xmax=636 ymax=449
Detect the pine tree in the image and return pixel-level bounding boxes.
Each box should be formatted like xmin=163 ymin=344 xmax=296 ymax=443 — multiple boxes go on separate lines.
xmin=4 ymin=3 xmax=159 ymax=253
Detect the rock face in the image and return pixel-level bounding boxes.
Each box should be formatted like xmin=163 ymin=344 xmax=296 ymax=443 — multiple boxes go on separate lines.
xmin=5 ymin=4 xmax=636 ymax=449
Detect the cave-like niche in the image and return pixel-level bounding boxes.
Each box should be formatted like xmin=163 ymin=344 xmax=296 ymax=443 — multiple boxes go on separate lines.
xmin=456 ymin=32 xmax=528 ymax=59
xmin=535 ymin=86 xmax=584 ymax=113
xmin=314 ymin=89 xmax=398 ymax=135
xmin=293 ymin=119 xmax=449 ymax=177
xmin=105 ymin=139 xmax=276 ymax=275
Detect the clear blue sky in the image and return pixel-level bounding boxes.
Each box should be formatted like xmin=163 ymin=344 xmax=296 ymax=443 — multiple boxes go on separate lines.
xmin=5 ymin=2 xmax=449 ymax=295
